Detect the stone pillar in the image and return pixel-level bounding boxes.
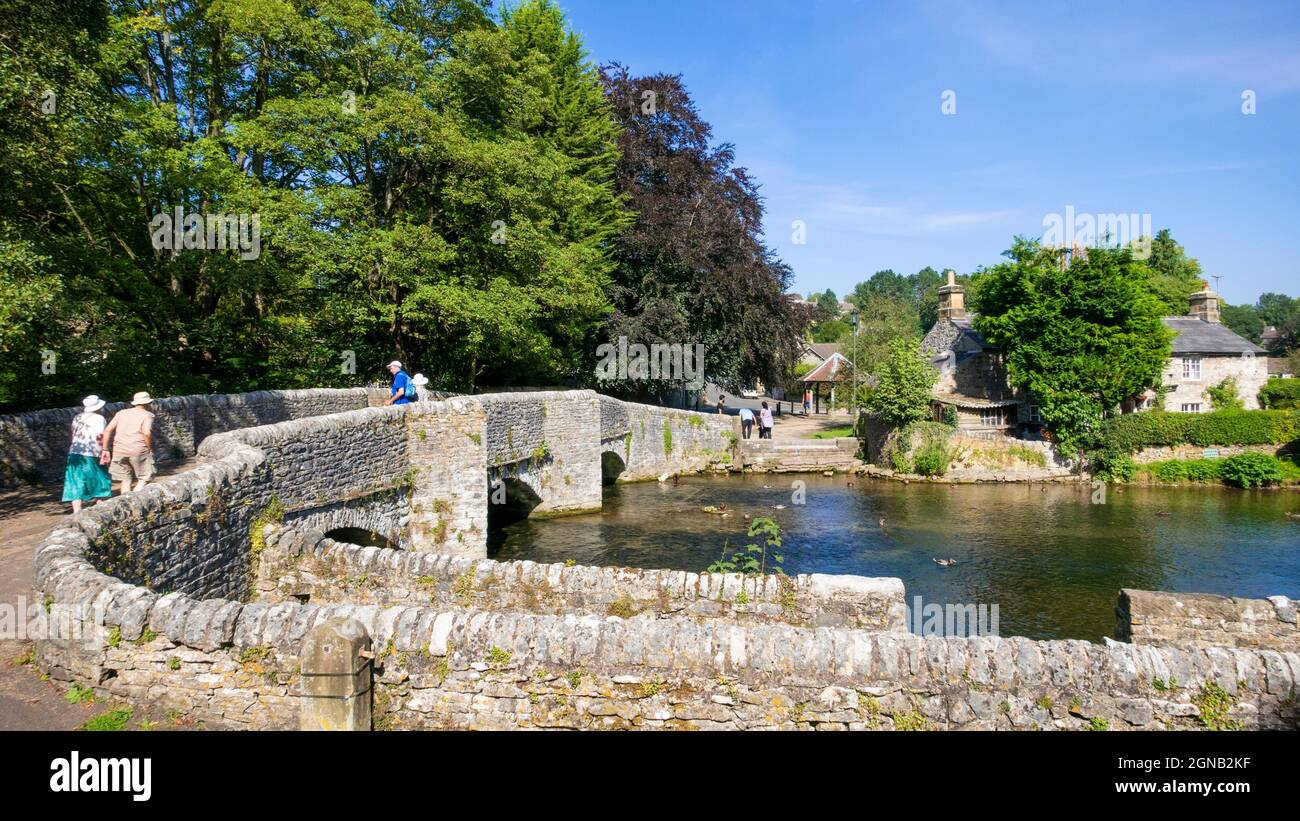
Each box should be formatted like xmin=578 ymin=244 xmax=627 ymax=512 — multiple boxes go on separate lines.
xmin=300 ymin=618 xmax=372 ymax=731
xmin=406 ymin=397 xmax=489 ymax=557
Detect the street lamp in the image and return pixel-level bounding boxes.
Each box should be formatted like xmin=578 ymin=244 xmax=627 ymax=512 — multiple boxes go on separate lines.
xmin=850 ymin=311 xmax=859 ymax=419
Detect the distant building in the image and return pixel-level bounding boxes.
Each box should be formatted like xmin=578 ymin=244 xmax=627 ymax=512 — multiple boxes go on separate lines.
xmin=1260 ymin=325 xmax=1283 ymax=353
xmin=1137 ymin=285 xmax=1268 ymax=412
xmin=920 ymin=274 xmax=1269 ymax=436
xmin=920 ymin=271 xmax=1026 ymax=434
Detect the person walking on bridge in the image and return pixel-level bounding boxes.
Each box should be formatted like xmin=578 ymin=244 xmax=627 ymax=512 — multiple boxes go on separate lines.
xmin=62 ymin=395 xmax=112 ymax=513
xmin=102 ymin=392 xmax=155 ymax=494
xmin=384 ymin=361 xmax=413 ymax=405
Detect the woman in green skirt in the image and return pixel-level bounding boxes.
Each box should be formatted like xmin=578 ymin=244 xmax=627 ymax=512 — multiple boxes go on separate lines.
xmin=63 ymin=395 xmax=112 ymax=513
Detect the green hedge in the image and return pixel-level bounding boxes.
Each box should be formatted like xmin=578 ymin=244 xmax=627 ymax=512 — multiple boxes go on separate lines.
xmin=1258 ymin=378 xmax=1300 ymax=410
xmin=1093 ymin=410 xmax=1298 ymax=453
xmin=1141 ymin=454 xmax=1300 ymax=487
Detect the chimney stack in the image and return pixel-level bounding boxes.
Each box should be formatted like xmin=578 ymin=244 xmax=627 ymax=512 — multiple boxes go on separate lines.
xmin=938 ymin=270 xmax=965 ymax=320
xmin=1188 ymin=282 xmax=1220 ymax=324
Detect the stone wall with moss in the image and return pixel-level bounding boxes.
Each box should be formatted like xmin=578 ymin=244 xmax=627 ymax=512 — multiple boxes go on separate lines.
xmin=599 ymin=396 xmax=738 ymax=481
xmin=479 ymin=391 xmax=603 ymax=517
xmin=1118 ymin=589 xmax=1299 ymax=652
xmin=254 ymin=525 xmax=908 ymax=630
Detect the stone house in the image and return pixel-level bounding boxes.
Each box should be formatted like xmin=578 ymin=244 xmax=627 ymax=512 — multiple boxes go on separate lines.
xmin=920 ymin=274 xmax=1268 ymax=436
xmin=920 ymin=271 xmax=1030 ymax=435
xmin=1137 ymin=285 xmax=1268 ymax=412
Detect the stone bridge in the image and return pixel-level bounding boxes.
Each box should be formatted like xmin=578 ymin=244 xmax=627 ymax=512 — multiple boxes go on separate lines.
xmin=18 ymin=387 xmax=1299 ymax=731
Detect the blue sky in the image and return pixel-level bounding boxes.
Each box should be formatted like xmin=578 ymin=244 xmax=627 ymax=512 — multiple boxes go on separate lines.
xmin=555 ymin=0 xmax=1300 ymax=306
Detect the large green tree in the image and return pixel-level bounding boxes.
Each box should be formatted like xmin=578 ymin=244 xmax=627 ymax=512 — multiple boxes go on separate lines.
xmin=597 ymin=65 xmax=808 ymax=397
xmin=0 ymin=0 xmax=629 ymax=409
xmin=974 ymin=239 xmax=1173 ymax=452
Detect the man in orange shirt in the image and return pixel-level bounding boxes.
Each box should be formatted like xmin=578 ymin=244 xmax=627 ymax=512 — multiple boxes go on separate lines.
xmin=103 ymin=392 xmax=156 ymax=494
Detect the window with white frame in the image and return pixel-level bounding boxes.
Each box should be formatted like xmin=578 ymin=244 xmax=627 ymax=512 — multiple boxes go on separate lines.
xmin=1181 ymin=356 xmax=1201 ymax=379
xmin=1028 ymin=405 xmax=1042 ymax=423
xmin=980 ymin=407 xmax=1004 ymax=426
xmin=1180 ymin=403 xmax=1202 ymax=413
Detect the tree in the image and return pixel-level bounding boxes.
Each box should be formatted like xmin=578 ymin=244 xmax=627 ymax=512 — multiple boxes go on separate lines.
xmin=865 ymin=338 xmax=937 ymax=427
xmin=1221 ymin=303 xmax=1264 ymax=343
xmin=0 ymin=0 xmax=630 ymax=409
xmin=974 ymin=239 xmax=1173 ymax=453
xmin=1143 ymin=229 xmax=1204 ymax=315
xmin=597 ymin=65 xmax=808 ymax=396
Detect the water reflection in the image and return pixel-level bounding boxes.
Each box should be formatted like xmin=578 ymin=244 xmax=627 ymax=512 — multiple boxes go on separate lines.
xmin=489 ymin=475 xmax=1300 ymax=641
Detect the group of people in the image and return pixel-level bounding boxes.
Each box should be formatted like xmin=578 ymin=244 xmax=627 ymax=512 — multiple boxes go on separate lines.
xmin=715 ymin=394 xmax=775 ymax=440
xmin=383 ymin=361 xmax=428 ymax=405
xmin=62 ymin=361 xmax=425 ymax=515
xmin=62 ymin=391 xmax=156 ymax=513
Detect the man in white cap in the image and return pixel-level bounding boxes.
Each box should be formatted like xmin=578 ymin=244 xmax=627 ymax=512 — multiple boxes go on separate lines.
xmin=384 ymin=361 xmax=413 ymax=406
xmin=102 ymin=391 xmax=156 ymax=494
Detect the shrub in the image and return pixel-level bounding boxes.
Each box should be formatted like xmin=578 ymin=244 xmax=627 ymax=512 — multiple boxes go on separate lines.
xmin=906 ymin=422 xmax=954 ymax=477
xmin=1147 ymin=459 xmax=1222 ymax=483
xmin=912 ymin=444 xmax=950 ymax=476
xmin=1149 ymin=460 xmax=1187 ymax=482
xmin=1206 ymin=377 xmax=1243 ymax=411
xmin=888 ymin=449 xmax=912 ymax=473
xmin=1093 ymin=410 xmax=1298 ymax=453
xmin=1220 ymin=452 xmax=1283 ymax=488
xmin=1258 ymin=378 xmax=1300 ymax=410
xmin=1183 ymin=459 xmax=1225 ymax=482
xmin=1091 ymin=450 xmax=1137 ymax=482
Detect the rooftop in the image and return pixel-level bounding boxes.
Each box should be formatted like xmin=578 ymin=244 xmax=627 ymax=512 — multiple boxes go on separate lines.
xmin=1162 ymin=317 xmax=1267 ymax=356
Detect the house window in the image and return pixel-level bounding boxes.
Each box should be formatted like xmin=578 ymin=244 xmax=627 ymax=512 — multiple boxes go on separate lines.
xmin=1028 ymin=405 xmax=1042 ymax=424
xmin=980 ymin=408 xmax=1004 ymax=427
xmin=1180 ymin=403 xmax=1202 ymax=413
xmin=1181 ymin=357 xmax=1201 ymax=380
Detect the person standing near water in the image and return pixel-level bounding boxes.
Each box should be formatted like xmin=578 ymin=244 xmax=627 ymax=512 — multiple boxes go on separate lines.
xmin=759 ymin=401 xmax=774 ymax=439
xmin=63 ymin=395 xmax=112 ymax=513
xmin=716 ymin=395 xmax=726 ymax=415
xmin=739 ymin=406 xmax=755 ymax=439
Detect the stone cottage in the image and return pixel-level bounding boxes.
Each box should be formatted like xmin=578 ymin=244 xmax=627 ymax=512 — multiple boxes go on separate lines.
xmin=1140 ymin=284 xmax=1268 ymax=412
xmin=920 ymin=271 xmax=1029 ymax=434
xmin=920 ymin=274 xmax=1269 ymax=436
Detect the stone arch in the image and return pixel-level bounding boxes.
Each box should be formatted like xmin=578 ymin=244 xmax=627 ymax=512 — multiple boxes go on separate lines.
xmin=487 ymin=474 xmax=543 ymax=530
xmin=601 ymin=450 xmax=627 ymax=485
xmin=322 ymin=527 xmax=399 ymax=551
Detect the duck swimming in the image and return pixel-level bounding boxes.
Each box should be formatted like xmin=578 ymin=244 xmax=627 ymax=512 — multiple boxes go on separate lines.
xmin=933 ymin=558 xmax=957 ymax=567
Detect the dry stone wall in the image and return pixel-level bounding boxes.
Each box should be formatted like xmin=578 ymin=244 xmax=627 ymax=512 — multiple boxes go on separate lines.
xmin=255 ymin=525 xmax=907 ymax=630
xmin=1118 ymin=589 xmax=1299 ymax=652
xmin=31 ymin=591 xmax=1300 ymax=730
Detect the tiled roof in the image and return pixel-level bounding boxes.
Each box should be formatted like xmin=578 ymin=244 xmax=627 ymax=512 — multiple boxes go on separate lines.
xmin=802 ymin=352 xmax=854 ymax=383
xmin=1162 ymin=317 xmax=1267 ymax=355
xmin=950 ymin=317 xmax=992 ymax=349
xmin=933 ymin=393 xmax=1020 ymax=409
xmin=806 ymin=342 xmax=841 ymax=361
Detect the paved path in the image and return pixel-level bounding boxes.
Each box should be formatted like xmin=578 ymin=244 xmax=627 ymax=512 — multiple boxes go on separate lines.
xmin=0 ymin=461 xmax=196 ymax=729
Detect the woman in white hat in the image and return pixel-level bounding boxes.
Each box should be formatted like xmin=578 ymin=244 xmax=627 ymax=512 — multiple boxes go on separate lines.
xmin=411 ymin=373 xmax=430 ymax=402
xmin=62 ymin=395 xmax=112 ymax=513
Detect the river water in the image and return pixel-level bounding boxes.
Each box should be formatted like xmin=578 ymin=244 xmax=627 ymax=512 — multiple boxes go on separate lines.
xmin=490 ymin=474 xmax=1300 ymax=641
